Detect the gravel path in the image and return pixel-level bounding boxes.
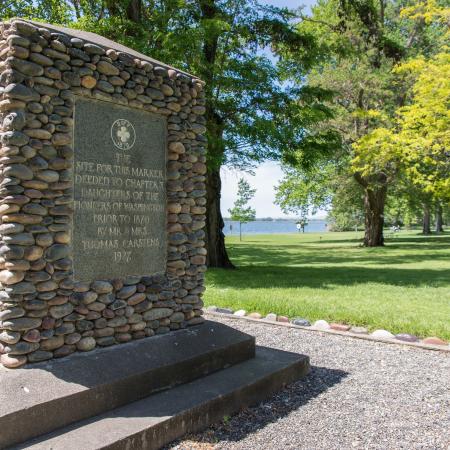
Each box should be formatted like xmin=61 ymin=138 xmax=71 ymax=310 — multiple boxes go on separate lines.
xmin=169 ymin=315 xmax=450 ymax=450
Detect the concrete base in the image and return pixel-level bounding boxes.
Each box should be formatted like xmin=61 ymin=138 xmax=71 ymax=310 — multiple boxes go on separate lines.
xmin=2 ymin=321 xmax=309 ymax=450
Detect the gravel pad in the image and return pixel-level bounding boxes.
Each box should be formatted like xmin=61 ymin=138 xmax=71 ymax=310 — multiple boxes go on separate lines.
xmin=169 ymin=315 xmax=450 ymax=450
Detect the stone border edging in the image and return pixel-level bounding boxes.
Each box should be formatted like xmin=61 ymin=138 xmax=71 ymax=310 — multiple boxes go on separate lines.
xmin=205 ymin=311 xmax=450 ymax=353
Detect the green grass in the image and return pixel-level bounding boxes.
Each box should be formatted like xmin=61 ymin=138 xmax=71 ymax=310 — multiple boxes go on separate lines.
xmin=204 ymin=231 xmax=450 ymax=340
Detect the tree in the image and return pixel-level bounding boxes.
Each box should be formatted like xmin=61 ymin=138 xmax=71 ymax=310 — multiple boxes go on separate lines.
xmin=280 ymin=0 xmax=448 ymax=246
xmin=228 ymin=178 xmax=256 ymax=241
xmin=2 ymin=0 xmax=331 ymax=268
xmin=353 ymin=4 xmax=450 ymax=236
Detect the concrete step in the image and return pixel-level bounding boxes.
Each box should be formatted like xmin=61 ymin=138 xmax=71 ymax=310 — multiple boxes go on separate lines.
xmin=0 ymin=321 xmax=255 ymax=449
xmin=15 ymin=346 xmax=310 ymax=450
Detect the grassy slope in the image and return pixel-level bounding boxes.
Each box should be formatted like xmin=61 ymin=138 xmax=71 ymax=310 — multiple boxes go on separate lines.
xmin=204 ymin=231 xmax=450 ymax=340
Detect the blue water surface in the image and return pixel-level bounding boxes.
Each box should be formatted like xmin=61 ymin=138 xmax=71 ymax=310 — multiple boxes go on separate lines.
xmin=223 ymin=219 xmax=328 ymax=235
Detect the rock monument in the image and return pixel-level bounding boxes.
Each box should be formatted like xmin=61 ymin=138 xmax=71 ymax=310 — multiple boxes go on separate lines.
xmin=0 ymin=19 xmax=309 ymax=449
xmin=0 ymin=18 xmax=206 ymax=368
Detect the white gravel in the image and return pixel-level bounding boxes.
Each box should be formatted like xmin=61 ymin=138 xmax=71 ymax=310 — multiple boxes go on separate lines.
xmin=170 ymin=315 xmax=450 ymax=450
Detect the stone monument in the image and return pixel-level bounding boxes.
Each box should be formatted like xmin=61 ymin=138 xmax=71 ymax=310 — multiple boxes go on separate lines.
xmin=0 ymin=18 xmax=207 ymax=368
xmin=0 ymin=19 xmax=309 ymax=449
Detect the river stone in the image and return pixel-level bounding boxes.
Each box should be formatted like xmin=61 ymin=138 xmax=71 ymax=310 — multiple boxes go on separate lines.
xmin=371 ymin=329 xmax=395 ymax=339
xmin=143 ymin=308 xmax=173 ymax=321
xmin=3 ymin=232 xmax=35 ymax=245
xmin=265 ymin=313 xmax=277 ymax=321
xmin=40 ymin=329 xmax=55 ymax=340
xmin=79 ymin=291 xmax=98 ymax=305
xmin=36 ymin=169 xmax=60 ymax=182
xmin=36 ymin=280 xmax=58 ymax=292
xmin=76 ymin=320 xmax=94 ymax=332
xmin=0 ymin=270 xmax=25 ymax=285
xmin=5 ymin=281 xmax=36 ymax=295
xmin=97 ymin=80 xmax=114 ymax=93
xmin=107 ymin=316 xmax=127 ymax=327
xmin=9 ymin=57 xmax=44 ymax=76
xmin=0 ymin=307 xmax=25 ymax=321
xmin=24 ymin=128 xmax=53 ymax=140
xmin=84 ymin=43 xmax=105 ymax=55
xmin=330 ymin=323 xmax=351 ymax=332
xmin=0 ymin=330 xmax=21 ymax=344
xmin=0 ymin=353 xmax=27 ymax=368
xmin=2 ymin=110 xmax=26 ymax=132
xmin=110 ymin=300 xmax=127 ymax=310
xmin=45 ymin=244 xmax=69 ymax=261
xmin=7 ymin=35 xmax=31 ymax=48
xmin=170 ymin=312 xmax=184 ymax=323
xmin=312 ymin=320 xmax=330 ymax=330
xmin=1 ymin=318 xmax=42 ymax=332
xmin=28 ymin=350 xmax=53 ymax=362
xmin=65 ymin=332 xmax=81 ymax=345
xmin=127 ymin=293 xmax=146 ymax=306
xmin=3 ymin=164 xmax=33 ymax=182
xmin=117 ymin=285 xmax=137 ymax=299
xmin=91 ymin=281 xmax=113 ymax=294
xmin=422 ymin=337 xmax=447 ymax=345
xmin=54 ymin=345 xmax=75 ymax=358
xmin=29 ymin=52 xmax=53 ymax=66
xmin=49 ymin=303 xmax=73 ymax=319
xmin=97 ymin=336 xmax=116 ymax=347
xmin=7 ymin=340 xmax=39 ymax=355
xmin=4 ymin=83 xmax=39 ymax=101
xmin=81 ymin=76 xmax=96 ymax=89
xmin=22 ymin=329 xmax=40 ymax=342
xmin=97 ymin=60 xmax=120 ymax=76
xmin=395 ymin=333 xmax=419 ymax=343
xmin=76 ymin=336 xmax=96 ymax=351
xmin=293 ymin=318 xmax=311 ymax=327
xmin=24 ymin=246 xmax=44 ymax=261
xmin=40 ymin=335 xmax=64 ymax=351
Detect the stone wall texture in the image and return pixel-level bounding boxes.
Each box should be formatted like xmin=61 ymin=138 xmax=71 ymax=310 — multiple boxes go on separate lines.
xmin=0 ymin=19 xmax=207 ymax=368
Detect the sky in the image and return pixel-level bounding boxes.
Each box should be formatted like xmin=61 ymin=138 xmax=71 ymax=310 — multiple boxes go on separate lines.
xmin=220 ymin=0 xmax=321 ymax=219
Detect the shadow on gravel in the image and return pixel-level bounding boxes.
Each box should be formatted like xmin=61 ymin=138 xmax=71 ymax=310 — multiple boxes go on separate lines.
xmin=167 ymin=365 xmax=347 ymax=448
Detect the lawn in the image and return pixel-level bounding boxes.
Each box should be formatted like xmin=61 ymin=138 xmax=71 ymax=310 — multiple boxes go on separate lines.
xmin=204 ymin=231 xmax=450 ymax=340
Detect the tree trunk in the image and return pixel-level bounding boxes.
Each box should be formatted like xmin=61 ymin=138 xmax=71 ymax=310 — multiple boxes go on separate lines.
xmin=239 ymin=222 xmax=242 ymax=241
xmin=435 ymin=203 xmax=444 ymax=233
xmin=422 ymin=203 xmax=431 ymax=234
xmin=206 ymin=168 xmax=235 ymax=268
xmin=354 ymin=173 xmax=387 ymax=247
xmin=126 ymin=0 xmax=142 ymax=22
xmin=362 ymin=185 xmax=386 ymax=246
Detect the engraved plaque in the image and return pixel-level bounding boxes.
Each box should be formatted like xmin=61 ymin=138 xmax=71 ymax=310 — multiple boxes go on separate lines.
xmin=73 ymin=97 xmax=167 ymax=281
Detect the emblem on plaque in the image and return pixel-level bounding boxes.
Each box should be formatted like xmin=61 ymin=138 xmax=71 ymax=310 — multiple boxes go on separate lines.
xmin=111 ymin=119 xmax=136 ymax=150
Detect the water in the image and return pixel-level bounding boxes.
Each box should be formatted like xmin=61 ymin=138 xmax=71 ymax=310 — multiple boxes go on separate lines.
xmin=223 ymin=219 xmax=328 ymax=235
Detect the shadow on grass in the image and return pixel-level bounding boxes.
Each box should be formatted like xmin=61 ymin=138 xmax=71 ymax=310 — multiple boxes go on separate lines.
xmin=208 ymin=265 xmax=450 ymax=289
xmin=167 ymin=365 xmax=347 ymax=447
xmin=224 ymin=233 xmax=450 ymax=269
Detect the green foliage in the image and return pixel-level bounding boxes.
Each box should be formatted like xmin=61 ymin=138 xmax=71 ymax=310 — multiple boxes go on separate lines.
xmin=326 ymin=177 xmax=365 ymax=231
xmin=228 ymin=178 xmax=256 ymax=224
xmin=278 ymin=0 xmax=449 ymax=238
xmin=274 ymin=164 xmax=335 ymax=216
xmin=2 ymin=0 xmax=328 ymax=174
xmin=352 ymin=2 xmax=450 ymax=203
